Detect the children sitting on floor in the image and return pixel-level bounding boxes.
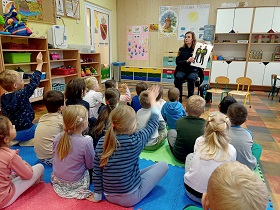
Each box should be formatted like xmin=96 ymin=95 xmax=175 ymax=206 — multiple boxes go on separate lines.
xmin=184 ymin=161 xmax=268 ymax=210
xmin=34 ymin=90 xmax=64 ymax=165
xmin=169 ymin=95 xmax=205 ymax=163
xmin=52 ymin=105 xmax=95 ymax=201
xmin=91 ymin=88 xmax=120 ymax=148
xmin=92 ymin=85 xmax=168 ymax=206
xmin=104 ymin=79 xmax=131 ymax=105
xmin=218 ymin=95 xmax=237 ymax=114
xmin=0 ymin=116 xmax=44 ymax=209
xmin=131 ymin=81 xmax=148 ymax=112
xmin=137 ymin=90 xmax=167 ymax=150
xmin=161 ymin=87 xmax=186 ymax=152
xmin=155 ymin=85 xmax=166 ymax=111
xmin=83 ymin=77 xmax=103 ymax=119
xmin=227 ymin=103 xmax=262 ymax=170
xmin=0 ymin=52 xmax=43 ymax=146
xmin=184 ymin=112 xmax=236 ymax=203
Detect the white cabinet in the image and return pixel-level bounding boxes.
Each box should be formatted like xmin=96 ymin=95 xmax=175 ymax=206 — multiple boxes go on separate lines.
xmin=227 ymin=61 xmax=246 ymax=83
xmin=246 ymin=62 xmax=265 ymax=85
xmin=272 ymin=7 xmax=280 ymax=32
xmin=210 ymin=61 xmax=228 ymax=83
xmin=263 ymin=62 xmax=280 ymax=86
xmin=210 ymin=61 xmax=245 ymax=84
xmin=246 ymin=62 xmax=280 ymax=86
xmin=253 ymin=7 xmax=276 ymax=33
xmin=216 ymin=8 xmax=253 ymax=33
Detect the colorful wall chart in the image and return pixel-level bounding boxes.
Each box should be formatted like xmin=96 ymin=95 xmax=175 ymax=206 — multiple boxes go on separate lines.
xmin=127 ymin=25 xmax=149 ymax=60
xmin=158 ymin=6 xmax=179 ymax=38
xmin=177 ymin=4 xmax=210 ymax=40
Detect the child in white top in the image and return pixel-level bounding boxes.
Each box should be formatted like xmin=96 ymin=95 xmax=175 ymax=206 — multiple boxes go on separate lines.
xmin=184 ymin=112 xmax=236 ymax=204
xmin=52 ymin=105 xmax=95 ymax=201
xmin=83 ymin=77 xmax=103 ymax=119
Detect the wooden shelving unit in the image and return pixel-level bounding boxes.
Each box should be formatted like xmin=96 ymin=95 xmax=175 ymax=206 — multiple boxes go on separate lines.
xmin=79 ymin=53 xmax=101 ymax=84
xmin=0 ymin=35 xmax=51 ymax=102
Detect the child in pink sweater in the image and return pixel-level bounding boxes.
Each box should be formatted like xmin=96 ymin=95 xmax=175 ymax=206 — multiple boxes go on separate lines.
xmin=0 ymin=116 xmax=44 ymax=209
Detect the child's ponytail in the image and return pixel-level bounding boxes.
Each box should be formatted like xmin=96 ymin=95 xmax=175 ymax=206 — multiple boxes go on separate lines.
xmin=200 ymin=113 xmax=231 ymax=161
xmin=100 ymin=125 xmax=119 ymax=167
xmin=57 ymin=131 xmax=71 ymax=160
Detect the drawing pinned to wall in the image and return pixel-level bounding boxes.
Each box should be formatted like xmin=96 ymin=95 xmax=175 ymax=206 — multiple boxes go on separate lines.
xmin=2 ymin=0 xmax=14 ymax=13
xmin=98 ymin=13 xmax=109 ymax=45
xmin=127 ymin=25 xmax=149 ymax=60
xmin=56 ymin=0 xmax=64 ymax=16
xmin=177 ymin=4 xmax=210 ymax=40
xmin=158 ymin=6 xmax=179 ymax=38
xmin=65 ymin=0 xmax=79 ymax=19
xmin=14 ymin=0 xmax=42 ymax=21
xmin=191 ymin=42 xmax=213 ymax=69
xmin=149 ymin=23 xmax=158 ymax=32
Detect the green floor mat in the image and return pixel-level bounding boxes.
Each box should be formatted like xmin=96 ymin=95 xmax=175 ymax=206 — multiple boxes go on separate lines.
xmin=140 ymin=140 xmax=184 ymax=167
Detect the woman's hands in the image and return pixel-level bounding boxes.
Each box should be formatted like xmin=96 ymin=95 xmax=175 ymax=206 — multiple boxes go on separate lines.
xmin=186 ymin=57 xmax=194 ymax=63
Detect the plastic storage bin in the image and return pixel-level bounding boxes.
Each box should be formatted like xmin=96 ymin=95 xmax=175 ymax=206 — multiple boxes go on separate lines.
xmin=52 ymin=83 xmax=67 ymax=92
xmin=3 ymin=53 xmax=31 ymax=63
xmin=24 ymin=72 xmax=46 ymax=80
xmin=112 ymin=62 xmax=125 ymax=82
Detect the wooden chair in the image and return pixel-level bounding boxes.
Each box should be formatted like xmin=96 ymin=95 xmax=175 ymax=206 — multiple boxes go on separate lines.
xmin=228 ymin=77 xmax=252 ymax=107
xmin=268 ymin=74 xmax=280 ymax=100
xmin=206 ymin=76 xmax=230 ymax=102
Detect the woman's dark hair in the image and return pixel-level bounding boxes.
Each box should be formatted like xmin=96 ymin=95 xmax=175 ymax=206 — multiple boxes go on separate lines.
xmin=92 ymin=88 xmax=120 ymax=138
xmin=65 ymin=78 xmax=86 ymax=101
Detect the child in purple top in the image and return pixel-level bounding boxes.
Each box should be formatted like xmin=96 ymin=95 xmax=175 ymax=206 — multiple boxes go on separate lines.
xmin=52 ymin=105 xmax=95 ymax=201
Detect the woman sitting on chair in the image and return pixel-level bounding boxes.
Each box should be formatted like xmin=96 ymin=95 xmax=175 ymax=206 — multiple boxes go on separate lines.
xmin=174 ymin=31 xmax=203 ymax=102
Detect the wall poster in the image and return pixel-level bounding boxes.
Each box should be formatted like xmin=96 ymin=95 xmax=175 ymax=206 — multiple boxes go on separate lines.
xmin=98 ymin=13 xmax=109 ymax=45
xmin=127 ymin=25 xmax=149 ymax=60
xmin=158 ymin=6 xmax=179 ymax=38
xmin=177 ymin=4 xmax=210 ymax=40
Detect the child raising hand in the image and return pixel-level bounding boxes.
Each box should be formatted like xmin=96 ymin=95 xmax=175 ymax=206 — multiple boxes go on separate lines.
xmin=0 ymin=116 xmax=44 ymax=209
xmin=92 ymin=85 xmax=168 ymax=206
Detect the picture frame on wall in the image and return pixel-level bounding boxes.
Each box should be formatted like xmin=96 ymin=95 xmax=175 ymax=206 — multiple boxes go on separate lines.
xmin=65 ymin=0 xmax=80 ymax=19
xmin=56 ymin=0 xmax=65 ymax=16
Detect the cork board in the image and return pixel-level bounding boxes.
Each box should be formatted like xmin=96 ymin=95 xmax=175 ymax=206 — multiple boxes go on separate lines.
xmin=1 ymin=0 xmax=56 ymax=24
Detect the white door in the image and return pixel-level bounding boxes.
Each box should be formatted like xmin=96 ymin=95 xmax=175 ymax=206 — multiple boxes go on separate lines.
xmin=215 ymin=9 xmax=234 ymax=33
xmin=263 ymin=62 xmax=280 ymax=86
xmin=252 ymin=7 xmax=274 ymax=33
xmin=210 ymin=61 xmax=228 ymax=83
xmin=272 ymin=7 xmax=280 ymax=32
xmin=246 ymin=62 xmax=265 ymax=85
xmin=233 ymin=8 xmax=253 ymax=33
xmin=84 ymin=3 xmax=112 ymax=82
xmin=227 ymin=61 xmax=246 ymax=84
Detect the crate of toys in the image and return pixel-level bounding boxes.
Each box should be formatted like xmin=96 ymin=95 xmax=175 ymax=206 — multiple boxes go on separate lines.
xmin=51 ymin=66 xmax=76 ymax=75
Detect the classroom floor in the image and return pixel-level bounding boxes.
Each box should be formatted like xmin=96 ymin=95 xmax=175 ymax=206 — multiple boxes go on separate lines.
xmin=32 ymin=82 xmax=280 ymax=210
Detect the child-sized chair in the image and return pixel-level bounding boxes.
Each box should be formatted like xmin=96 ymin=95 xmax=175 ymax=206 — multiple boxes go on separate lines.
xmin=268 ymin=74 xmax=280 ymax=100
xmin=229 ymin=77 xmax=252 ymax=107
xmin=206 ymin=76 xmax=230 ymax=102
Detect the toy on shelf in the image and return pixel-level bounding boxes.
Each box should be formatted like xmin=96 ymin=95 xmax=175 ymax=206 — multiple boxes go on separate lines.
xmin=254 ymin=35 xmax=265 ymax=43
xmin=50 ymin=53 xmax=60 ymax=60
xmin=249 ymin=49 xmax=263 ymax=60
xmin=3 ymin=4 xmax=32 ymax=36
xmin=85 ymin=67 xmax=92 ymax=76
xmin=81 ymin=57 xmax=94 ymax=63
xmin=272 ymin=46 xmax=280 ymax=61
xmin=90 ymin=67 xmax=97 ymax=74
xmin=81 ymin=70 xmax=86 ymax=77
xmin=267 ymin=34 xmax=279 ymax=43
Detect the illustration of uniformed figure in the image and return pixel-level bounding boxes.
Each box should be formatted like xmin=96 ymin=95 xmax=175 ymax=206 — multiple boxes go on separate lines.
xmin=200 ymin=46 xmax=208 ymax=65
xmin=194 ymin=46 xmax=202 ymax=63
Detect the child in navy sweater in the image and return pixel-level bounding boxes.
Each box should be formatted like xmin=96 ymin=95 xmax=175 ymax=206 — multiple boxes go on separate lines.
xmin=92 ymin=85 xmax=168 ymax=206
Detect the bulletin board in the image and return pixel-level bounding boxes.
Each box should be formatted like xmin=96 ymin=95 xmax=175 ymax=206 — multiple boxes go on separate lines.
xmin=1 ymin=0 xmax=56 ymax=24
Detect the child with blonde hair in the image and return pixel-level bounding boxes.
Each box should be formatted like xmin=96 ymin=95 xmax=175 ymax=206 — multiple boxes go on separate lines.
xmin=0 ymin=116 xmax=44 ymax=209
xmin=83 ymin=76 xmax=103 ymax=119
xmin=52 ymin=105 xmax=95 ymax=201
xmin=91 ymin=88 xmax=120 ymax=148
xmin=0 ymin=52 xmax=43 ymax=146
xmin=137 ymin=90 xmax=167 ymax=150
xmin=92 ymin=86 xmax=168 ymax=206
xmin=184 ymin=112 xmax=236 ymax=203
xmin=171 ymin=95 xmax=205 ymax=163
xmin=184 ymin=161 xmax=268 ymax=210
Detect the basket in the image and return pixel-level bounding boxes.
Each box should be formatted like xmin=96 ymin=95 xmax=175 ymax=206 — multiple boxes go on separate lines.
xmin=3 ymin=53 xmax=31 ymax=63
xmin=52 ymin=83 xmax=66 ymax=92
xmin=2 ymin=42 xmax=22 ymax=49
xmin=51 ymin=67 xmax=76 ymax=75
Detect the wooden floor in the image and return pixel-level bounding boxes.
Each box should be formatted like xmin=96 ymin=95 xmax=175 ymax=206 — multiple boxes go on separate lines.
xmin=32 ymin=81 xmax=280 ymax=210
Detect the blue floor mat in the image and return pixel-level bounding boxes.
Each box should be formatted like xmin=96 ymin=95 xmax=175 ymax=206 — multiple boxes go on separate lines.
xmin=13 ymin=146 xmax=274 ymax=210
